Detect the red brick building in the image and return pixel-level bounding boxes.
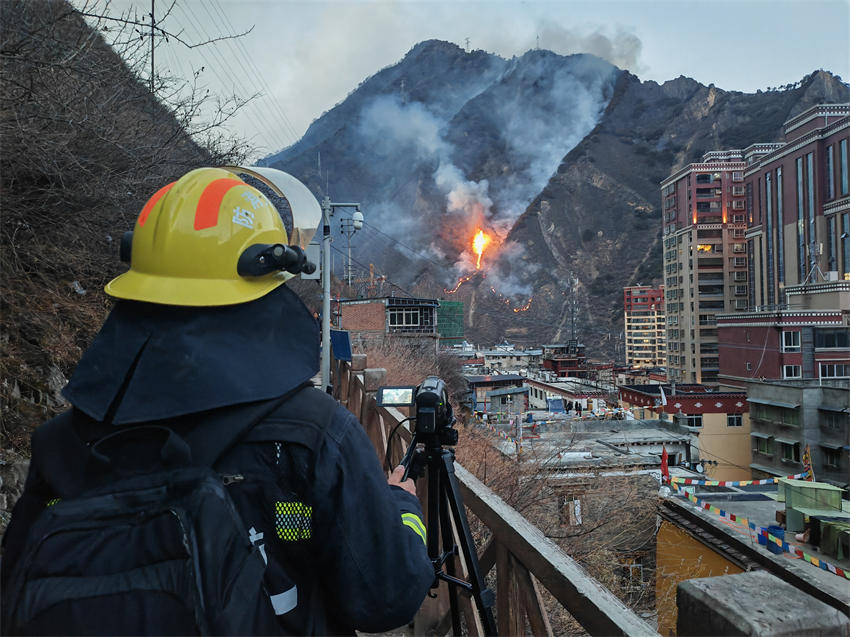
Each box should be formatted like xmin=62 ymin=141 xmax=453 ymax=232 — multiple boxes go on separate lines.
xmin=337 ymin=296 xmax=439 ymax=354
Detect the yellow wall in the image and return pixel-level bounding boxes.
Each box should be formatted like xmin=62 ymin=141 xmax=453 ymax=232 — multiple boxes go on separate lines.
xmin=656 ymin=520 xmax=743 ymax=636
xmin=698 ymin=412 xmax=752 ymax=481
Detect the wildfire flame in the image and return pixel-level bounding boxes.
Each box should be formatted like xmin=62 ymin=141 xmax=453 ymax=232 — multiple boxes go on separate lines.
xmin=472 ymin=229 xmax=491 ymax=269
xmin=513 ymin=298 xmax=533 ymax=313
xmin=445 ymin=273 xmax=477 ymax=294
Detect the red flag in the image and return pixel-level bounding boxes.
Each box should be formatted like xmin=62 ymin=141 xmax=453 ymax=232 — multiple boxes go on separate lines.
xmin=660 ymin=446 xmax=670 ymax=483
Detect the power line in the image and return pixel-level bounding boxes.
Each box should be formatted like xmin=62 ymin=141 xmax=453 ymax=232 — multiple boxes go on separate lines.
xmin=207 ymin=0 xmax=300 ymax=144
xmin=174 ymin=1 xmax=289 ymax=151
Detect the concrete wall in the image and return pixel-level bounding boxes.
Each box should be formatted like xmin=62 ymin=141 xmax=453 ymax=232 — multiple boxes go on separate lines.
xmin=656 ymin=519 xmax=743 ymax=636
xmin=699 ymin=412 xmax=752 ymax=481
xmin=677 ymin=570 xmax=850 ymax=636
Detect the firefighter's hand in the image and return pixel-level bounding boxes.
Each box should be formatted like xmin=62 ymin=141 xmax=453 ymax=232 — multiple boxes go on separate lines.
xmin=388 ymin=465 xmax=416 ymax=496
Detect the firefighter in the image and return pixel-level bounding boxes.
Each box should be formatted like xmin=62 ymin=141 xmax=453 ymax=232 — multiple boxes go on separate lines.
xmin=2 ymin=167 xmax=433 ymax=635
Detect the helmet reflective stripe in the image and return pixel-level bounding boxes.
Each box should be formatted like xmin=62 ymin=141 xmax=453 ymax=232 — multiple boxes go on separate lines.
xmin=137 ymin=182 xmax=174 ymax=227
xmin=194 ymin=178 xmax=243 ymax=230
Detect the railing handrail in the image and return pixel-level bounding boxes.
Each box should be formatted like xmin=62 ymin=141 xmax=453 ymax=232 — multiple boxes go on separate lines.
xmin=332 ymin=356 xmax=657 ymax=637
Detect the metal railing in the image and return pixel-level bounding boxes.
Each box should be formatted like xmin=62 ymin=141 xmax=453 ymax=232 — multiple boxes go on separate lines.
xmin=332 ymin=354 xmax=656 ymax=636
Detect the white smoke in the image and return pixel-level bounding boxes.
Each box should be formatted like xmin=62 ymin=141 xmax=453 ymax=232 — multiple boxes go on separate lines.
xmin=353 ymin=52 xmax=616 ymax=291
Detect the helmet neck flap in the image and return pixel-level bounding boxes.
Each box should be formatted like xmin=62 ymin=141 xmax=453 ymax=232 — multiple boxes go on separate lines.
xmin=63 ymin=285 xmax=319 ymax=425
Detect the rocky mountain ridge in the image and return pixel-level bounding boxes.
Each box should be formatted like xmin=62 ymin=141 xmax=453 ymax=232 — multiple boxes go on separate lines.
xmin=269 ymin=41 xmax=849 ymax=356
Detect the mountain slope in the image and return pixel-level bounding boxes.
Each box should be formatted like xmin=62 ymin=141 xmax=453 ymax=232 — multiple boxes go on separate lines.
xmin=266 ymin=41 xmax=849 ymax=355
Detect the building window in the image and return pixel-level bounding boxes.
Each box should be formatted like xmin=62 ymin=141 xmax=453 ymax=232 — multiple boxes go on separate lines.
xmin=843 ymin=214 xmax=850 ymax=278
xmin=828 ymin=216 xmax=837 ymax=272
xmin=823 ymin=447 xmax=841 ymax=469
xmin=684 ymin=414 xmax=703 ymax=428
xmin=823 ymin=411 xmax=848 ymax=431
xmin=807 ymin=153 xmax=815 ymax=274
xmin=388 ymin=307 xmax=419 ymax=327
xmin=840 ymin=139 xmax=849 ymax=196
xmin=618 ymin=555 xmax=644 ymax=594
xmin=732 ymin=171 xmax=744 ymax=182
xmin=815 ymin=328 xmax=850 ymax=349
xmin=727 ymin=413 xmax=743 ymax=427
xmin=559 ymin=495 xmax=583 ymax=526
xmin=797 ymin=157 xmax=806 ymax=283
xmin=755 ymin=437 xmax=772 ymax=454
xmin=782 ymin=331 xmax=801 ymax=352
xmin=826 ymin=145 xmax=835 ymax=200
xmin=776 ymin=166 xmax=784 ymax=285
xmin=782 ymin=365 xmax=801 ymax=379
xmin=820 ymin=363 xmax=850 ymax=378
xmin=781 ymin=441 xmax=801 ymax=463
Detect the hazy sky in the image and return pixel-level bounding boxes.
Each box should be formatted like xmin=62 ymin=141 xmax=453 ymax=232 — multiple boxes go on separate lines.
xmin=99 ymin=0 xmax=850 ymax=159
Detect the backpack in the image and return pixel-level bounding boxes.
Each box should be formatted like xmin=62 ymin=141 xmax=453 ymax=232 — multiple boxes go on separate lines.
xmin=2 ymin=386 xmax=318 ymax=636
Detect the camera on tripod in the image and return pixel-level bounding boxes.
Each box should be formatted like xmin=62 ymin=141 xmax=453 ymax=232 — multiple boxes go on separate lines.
xmin=376 ymin=376 xmax=458 ymax=446
xmin=376 ymin=375 xmax=497 ymax=634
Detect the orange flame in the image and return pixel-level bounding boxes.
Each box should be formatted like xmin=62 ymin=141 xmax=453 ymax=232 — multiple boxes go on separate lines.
xmin=513 ymin=297 xmax=533 ymax=313
xmin=445 ymin=273 xmax=476 ymax=294
xmin=472 ymin=229 xmax=491 ymax=269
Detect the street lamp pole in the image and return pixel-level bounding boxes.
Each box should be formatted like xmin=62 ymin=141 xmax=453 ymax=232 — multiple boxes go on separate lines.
xmin=319 ymin=198 xmax=362 ymax=393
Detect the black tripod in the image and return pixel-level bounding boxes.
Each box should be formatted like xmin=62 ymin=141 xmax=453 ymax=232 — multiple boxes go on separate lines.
xmin=402 ymin=431 xmax=498 ymax=636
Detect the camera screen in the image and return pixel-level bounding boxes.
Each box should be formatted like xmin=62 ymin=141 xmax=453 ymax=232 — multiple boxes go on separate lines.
xmin=377 ymin=386 xmax=415 ymax=406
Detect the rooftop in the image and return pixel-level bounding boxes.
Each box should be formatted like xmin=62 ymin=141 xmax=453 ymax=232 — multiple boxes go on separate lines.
xmin=665 ymin=480 xmax=850 ymax=610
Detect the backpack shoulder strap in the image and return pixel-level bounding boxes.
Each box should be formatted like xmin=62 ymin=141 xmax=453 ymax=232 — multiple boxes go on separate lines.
xmin=30 ymin=410 xmax=90 ymax=498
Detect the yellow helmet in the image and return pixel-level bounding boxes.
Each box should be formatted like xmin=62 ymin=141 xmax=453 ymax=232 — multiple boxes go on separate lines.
xmin=106 ymin=167 xmax=318 ymax=306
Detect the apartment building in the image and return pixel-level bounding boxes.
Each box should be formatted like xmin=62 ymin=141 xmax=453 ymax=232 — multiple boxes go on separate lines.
xmin=713 ymin=104 xmax=850 ymax=488
xmin=623 ymin=285 xmax=666 ymax=368
xmin=661 ymin=151 xmax=750 ymax=385
xmin=743 ymin=104 xmax=850 ymax=305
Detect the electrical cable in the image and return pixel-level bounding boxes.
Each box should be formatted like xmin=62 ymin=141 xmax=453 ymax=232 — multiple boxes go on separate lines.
xmin=200 ymin=0 xmax=299 ymax=147
xmin=175 ymin=1 xmax=289 ymax=151
xmin=207 ymin=0 xmax=300 ymax=143
xmin=383 ymin=417 xmax=414 ymax=472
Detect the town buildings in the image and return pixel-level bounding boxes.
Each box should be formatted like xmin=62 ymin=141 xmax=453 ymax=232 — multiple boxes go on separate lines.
xmin=337 ymin=295 xmax=440 ymax=353
xmin=623 ymin=285 xmax=666 ymax=368
xmin=618 ymin=384 xmax=751 ymax=481
xmin=709 ymin=104 xmax=850 ymax=489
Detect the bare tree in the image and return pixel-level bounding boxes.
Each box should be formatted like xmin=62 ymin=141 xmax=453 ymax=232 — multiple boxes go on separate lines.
xmin=0 ymin=0 xmax=259 ymax=451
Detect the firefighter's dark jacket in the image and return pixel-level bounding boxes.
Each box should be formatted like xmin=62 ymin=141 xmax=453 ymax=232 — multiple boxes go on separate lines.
xmin=1 ymin=285 xmax=434 ymax=635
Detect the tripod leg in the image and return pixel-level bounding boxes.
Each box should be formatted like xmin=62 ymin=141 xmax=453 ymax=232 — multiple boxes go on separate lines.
xmin=440 ymin=451 xmax=498 ymax=636
xmin=438 ymin=487 xmax=462 ymax=634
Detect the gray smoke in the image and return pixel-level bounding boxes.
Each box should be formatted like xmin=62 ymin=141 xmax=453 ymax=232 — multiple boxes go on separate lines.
xmin=353 ymin=51 xmax=617 ymax=295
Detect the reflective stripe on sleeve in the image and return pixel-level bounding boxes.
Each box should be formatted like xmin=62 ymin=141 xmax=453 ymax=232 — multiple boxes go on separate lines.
xmin=401 ymin=512 xmax=427 ymax=545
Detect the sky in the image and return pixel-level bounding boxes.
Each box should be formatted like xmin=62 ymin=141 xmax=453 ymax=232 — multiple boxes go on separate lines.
xmin=96 ymin=0 xmax=850 ymax=160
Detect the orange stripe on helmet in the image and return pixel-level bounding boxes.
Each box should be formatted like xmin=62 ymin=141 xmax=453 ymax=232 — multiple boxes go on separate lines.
xmin=195 ymin=178 xmax=242 ymax=230
xmin=137 ymin=182 xmax=175 ymax=227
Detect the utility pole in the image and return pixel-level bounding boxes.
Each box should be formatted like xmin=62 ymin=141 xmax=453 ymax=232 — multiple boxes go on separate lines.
xmin=150 ymin=0 xmax=155 ymax=94
xmin=465 ymin=37 xmax=470 ymax=51
xmin=319 ymin=198 xmax=362 ymax=392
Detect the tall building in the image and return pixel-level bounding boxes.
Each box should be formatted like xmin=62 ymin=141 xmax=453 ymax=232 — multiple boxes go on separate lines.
xmin=714 ymin=104 xmax=850 ymax=487
xmin=743 ymin=104 xmax=850 ymax=304
xmin=623 ymin=285 xmax=666 ymax=368
xmin=661 ymin=151 xmax=750 ymax=385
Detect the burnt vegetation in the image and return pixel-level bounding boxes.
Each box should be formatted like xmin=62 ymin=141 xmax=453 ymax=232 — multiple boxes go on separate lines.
xmin=0 ymin=0 xmax=252 ymax=452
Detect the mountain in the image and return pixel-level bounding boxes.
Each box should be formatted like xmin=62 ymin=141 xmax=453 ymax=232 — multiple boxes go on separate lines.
xmin=265 ymin=41 xmax=849 ymax=355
